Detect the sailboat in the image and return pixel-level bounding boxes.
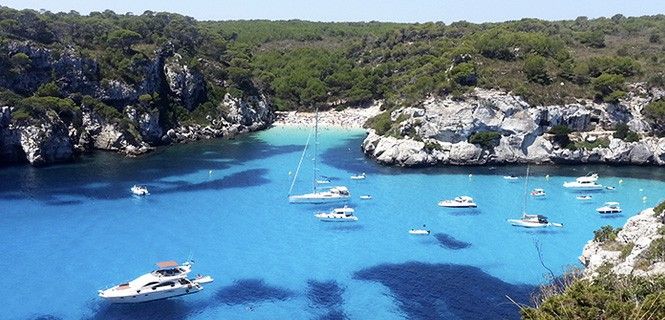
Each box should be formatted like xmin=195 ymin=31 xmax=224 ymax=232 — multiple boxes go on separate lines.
xmin=288 ymin=109 xmax=350 ymax=204
xmin=507 ymin=166 xmax=563 ymax=228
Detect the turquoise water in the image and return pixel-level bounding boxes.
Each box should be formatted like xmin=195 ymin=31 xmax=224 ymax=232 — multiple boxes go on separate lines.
xmin=1 ymin=126 xmax=664 ymax=320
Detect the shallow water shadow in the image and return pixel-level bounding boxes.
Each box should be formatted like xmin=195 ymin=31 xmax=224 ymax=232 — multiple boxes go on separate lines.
xmin=307 ymin=280 xmax=345 ymax=309
xmin=157 ymin=169 xmax=270 ymax=194
xmin=433 ymin=233 xmax=471 ymax=250
xmin=215 ymin=279 xmax=294 ymax=305
xmin=319 ymin=135 xmax=382 ymax=174
xmin=316 ymin=309 xmax=348 ymax=320
xmin=44 ymin=199 xmax=84 ymax=206
xmin=354 ymin=262 xmax=535 ymax=320
xmin=29 ymin=315 xmax=63 ymax=320
xmin=445 ymin=208 xmax=482 ymax=216
xmin=84 ymin=298 xmax=204 ymax=320
xmin=0 ymin=136 xmax=299 ymax=202
xmin=327 ymin=224 xmax=364 ymax=232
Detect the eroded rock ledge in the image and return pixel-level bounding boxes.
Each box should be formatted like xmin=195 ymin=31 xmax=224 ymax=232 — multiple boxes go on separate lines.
xmin=579 ymin=208 xmax=665 ymax=278
xmin=362 ymin=87 xmax=665 ymax=166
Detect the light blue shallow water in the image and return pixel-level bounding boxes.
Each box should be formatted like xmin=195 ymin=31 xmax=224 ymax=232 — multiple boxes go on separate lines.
xmin=1 ymin=126 xmax=664 ymax=320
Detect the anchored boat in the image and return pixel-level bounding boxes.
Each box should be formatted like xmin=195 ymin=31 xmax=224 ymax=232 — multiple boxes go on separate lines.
xmin=315 ymin=206 xmax=358 ymax=222
xmin=98 ymin=261 xmax=213 ymax=303
xmin=438 ymin=196 xmax=477 ymax=208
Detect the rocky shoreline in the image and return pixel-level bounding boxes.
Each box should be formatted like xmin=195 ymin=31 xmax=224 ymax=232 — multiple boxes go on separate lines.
xmin=361 ymin=87 xmax=665 ymax=167
xmin=0 ymin=93 xmax=274 ymax=166
xmin=579 ymin=207 xmax=665 ymax=278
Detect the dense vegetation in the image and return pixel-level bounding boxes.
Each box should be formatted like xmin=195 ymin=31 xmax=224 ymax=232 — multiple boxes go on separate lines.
xmin=522 ymin=272 xmax=665 ymax=319
xmin=0 ymin=7 xmax=664 ymax=129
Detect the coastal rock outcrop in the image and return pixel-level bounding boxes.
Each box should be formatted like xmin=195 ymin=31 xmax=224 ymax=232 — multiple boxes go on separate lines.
xmin=579 ymin=208 xmax=665 ymax=278
xmin=0 ymin=107 xmax=74 ymax=165
xmin=362 ymin=88 xmax=665 ymax=166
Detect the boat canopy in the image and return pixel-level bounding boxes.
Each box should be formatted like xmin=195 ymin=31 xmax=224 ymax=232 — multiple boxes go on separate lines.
xmin=156 ymin=261 xmax=179 ymax=269
xmin=455 ymin=196 xmax=473 ymax=201
xmin=605 ymin=202 xmax=620 ymax=206
xmin=333 ymin=206 xmax=355 ymax=213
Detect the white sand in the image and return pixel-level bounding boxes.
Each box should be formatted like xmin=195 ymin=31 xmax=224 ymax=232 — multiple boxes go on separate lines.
xmin=272 ymin=105 xmax=381 ymax=129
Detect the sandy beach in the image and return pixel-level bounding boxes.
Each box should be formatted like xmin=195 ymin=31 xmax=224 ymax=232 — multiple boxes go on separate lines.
xmin=272 ymin=105 xmax=381 ymax=129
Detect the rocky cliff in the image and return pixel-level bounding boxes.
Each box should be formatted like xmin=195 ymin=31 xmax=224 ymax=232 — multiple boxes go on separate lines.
xmin=362 ymin=87 xmax=665 ymax=166
xmin=579 ymin=207 xmax=665 ymax=278
xmin=0 ymin=40 xmax=274 ymax=166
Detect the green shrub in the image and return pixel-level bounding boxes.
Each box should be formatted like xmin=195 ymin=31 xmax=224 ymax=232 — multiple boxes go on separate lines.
xmin=613 ymin=123 xmax=640 ymax=142
xmin=450 ymin=62 xmax=477 ymax=86
xmin=575 ymin=137 xmax=610 ymax=150
xmin=468 ymin=131 xmax=501 ymax=149
xmin=82 ymin=95 xmax=121 ymax=120
xmin=523 ymin=55 xmax=550 ymax=85
xmin=365 ymin=111 xmax=392 ymax=135
xmin=634 ymin=238 xmax=665 ymax=270
xmin=591 ymin=73 xmax=625 ymax=102
xmin=593 ymin=225 xmax=621 ymax=242
xmin=654 ymin=200 xmax=665 ymax=216
xmin=522 ymin=273 xmax=665 ymax=319
xmin=548 ymin=125 xmax=572 ymax=147
xmin=34 ymin=82 xmax=62 ymax=98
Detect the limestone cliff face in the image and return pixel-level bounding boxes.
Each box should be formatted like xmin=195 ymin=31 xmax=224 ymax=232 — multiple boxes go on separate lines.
xmin=362 ymin=87 xmax=665 ymax=166
xmin=0 ymin=107 xmax=73 ymax=165
xmin=0 ymin=40 xmax=275 ymax=166
xmin=579 ymin=208 xmax=665 ymax=278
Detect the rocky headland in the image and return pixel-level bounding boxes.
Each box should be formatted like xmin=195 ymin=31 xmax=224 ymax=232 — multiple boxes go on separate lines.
xmin=579 ymin=206 xmax=665 ymax=278
xmin=362 ymin=87 xmax=665 ymax=167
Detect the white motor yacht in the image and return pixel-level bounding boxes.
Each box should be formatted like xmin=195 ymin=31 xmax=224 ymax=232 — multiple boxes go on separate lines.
xmin=360 ymin=195 xmax=372 ymax=200
xmin=508 ymin=214 xmax=563 ymax=228
xmin=503 ymin=175 xmax=519 ymax=181
xmin=98 ymin=261 xmax=213 ymax=303
xmin=315 ymin=206 xmax=358 ymax=222
xmin=530 ymin=188 xmax=546 ymax=198
xmin=350 ymin=173 xmax=366 ymax=180
xmin=131 ymin=185 xmax=149 ymax=196
xmin=409 ymin=229 xmax=431 ymax=235
xmin=289 ymin=186 xmax=350 ymax=204
xmin=576 ymin=195 xmax=593 ymax=201
xmin=438 ymin=196 xmax=477 ymax=208
xmin=596 ymin=202 xmax=622 ymax=214
xmin=563 ymin=174 xmax=603 ymax=190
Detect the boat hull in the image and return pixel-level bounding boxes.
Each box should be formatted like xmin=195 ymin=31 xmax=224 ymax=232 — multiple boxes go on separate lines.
xmin=288 ymin=194 xmax=350 ymax=204
xmin=508 ymin=219 xmax=549 ymax=228
xmin=99 ymin=285 xmax=202 ymax=304
xmin=437 ymin=202 xmax=477 ymax=208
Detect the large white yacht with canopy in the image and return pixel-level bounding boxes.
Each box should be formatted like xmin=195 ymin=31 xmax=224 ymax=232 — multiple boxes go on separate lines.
xmin=98 ymin=260 xmax=213 ymax=303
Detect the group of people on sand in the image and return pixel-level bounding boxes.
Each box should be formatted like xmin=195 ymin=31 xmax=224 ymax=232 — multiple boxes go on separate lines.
xmin=273 ymin=107 xmax=380 ymax=129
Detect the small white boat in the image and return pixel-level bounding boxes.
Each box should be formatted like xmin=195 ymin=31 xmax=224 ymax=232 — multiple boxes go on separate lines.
xmin=360 ymin=195 xmax=372 ymax=200
xmin=605 ymin=186 xmax=616 ymax=191
xmin=576 ymin=195 xmax=593 ymax=201
xmin=315 ymin=206 xmax=358 ymax=222
xmin=131 ymin=185 xmax=149 ymax=196
xmin=316 ymin=179 xmax=331 ymax=184
xmin=504 ymin=175 xmax=519 ymax=181
xmin=350 ymin=173 xmax=366 ymax=180
xmin=409 ymin=228 xmax=431 ymax=235
xmin=98 ymin=261 xmax=213 ymax=304
xmin=530 ymin=188 xmax=546 ymax=197
xmin=438 ymin=196 xmax=477 ymax=208
xmin=596 ymin=202 xmax=622 ymax=214
xmin=563 ymin=174 xmax=603 ymax=190
xmin=508 ymin=214 xmax=563 ymax=228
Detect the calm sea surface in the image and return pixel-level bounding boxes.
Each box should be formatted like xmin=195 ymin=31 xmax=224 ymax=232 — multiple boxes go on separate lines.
xmin=1 ymin=126 xmax=664 ymax=320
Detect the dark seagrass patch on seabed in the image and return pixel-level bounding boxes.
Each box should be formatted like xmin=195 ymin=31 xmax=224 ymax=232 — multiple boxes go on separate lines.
xmin=354 ymin=262 xmax=535 ymax=320
xmin=433 ymin=233 xmax=471 ymax=250
xmin=215 ymin=278 xmax=295 ymax=305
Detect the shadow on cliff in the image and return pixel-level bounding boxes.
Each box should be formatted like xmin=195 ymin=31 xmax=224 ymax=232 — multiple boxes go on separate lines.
xmin=354 ymin=262 xmax=535 ymax=320
xmin=0 ymin=135 xmax=299 ymax=202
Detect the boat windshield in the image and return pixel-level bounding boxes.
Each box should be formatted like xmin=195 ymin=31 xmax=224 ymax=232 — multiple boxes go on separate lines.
xmin=155 ymin=268 xmax=182 ymax=276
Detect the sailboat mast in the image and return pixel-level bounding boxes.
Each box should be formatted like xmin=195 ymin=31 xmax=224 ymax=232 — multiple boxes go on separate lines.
xmin=522 ymin=165 xmax=530 ymax=215
xmin=313 ymin=107 xmax=319 ymax=192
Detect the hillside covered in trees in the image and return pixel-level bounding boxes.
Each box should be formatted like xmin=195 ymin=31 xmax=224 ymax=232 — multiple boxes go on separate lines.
xmin=0 ymin=6 xmax=664 ymax=165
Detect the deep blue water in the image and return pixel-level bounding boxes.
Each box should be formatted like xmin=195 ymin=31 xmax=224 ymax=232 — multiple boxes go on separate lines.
xmin=1 ymin=126 xmax=664 ymax=320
